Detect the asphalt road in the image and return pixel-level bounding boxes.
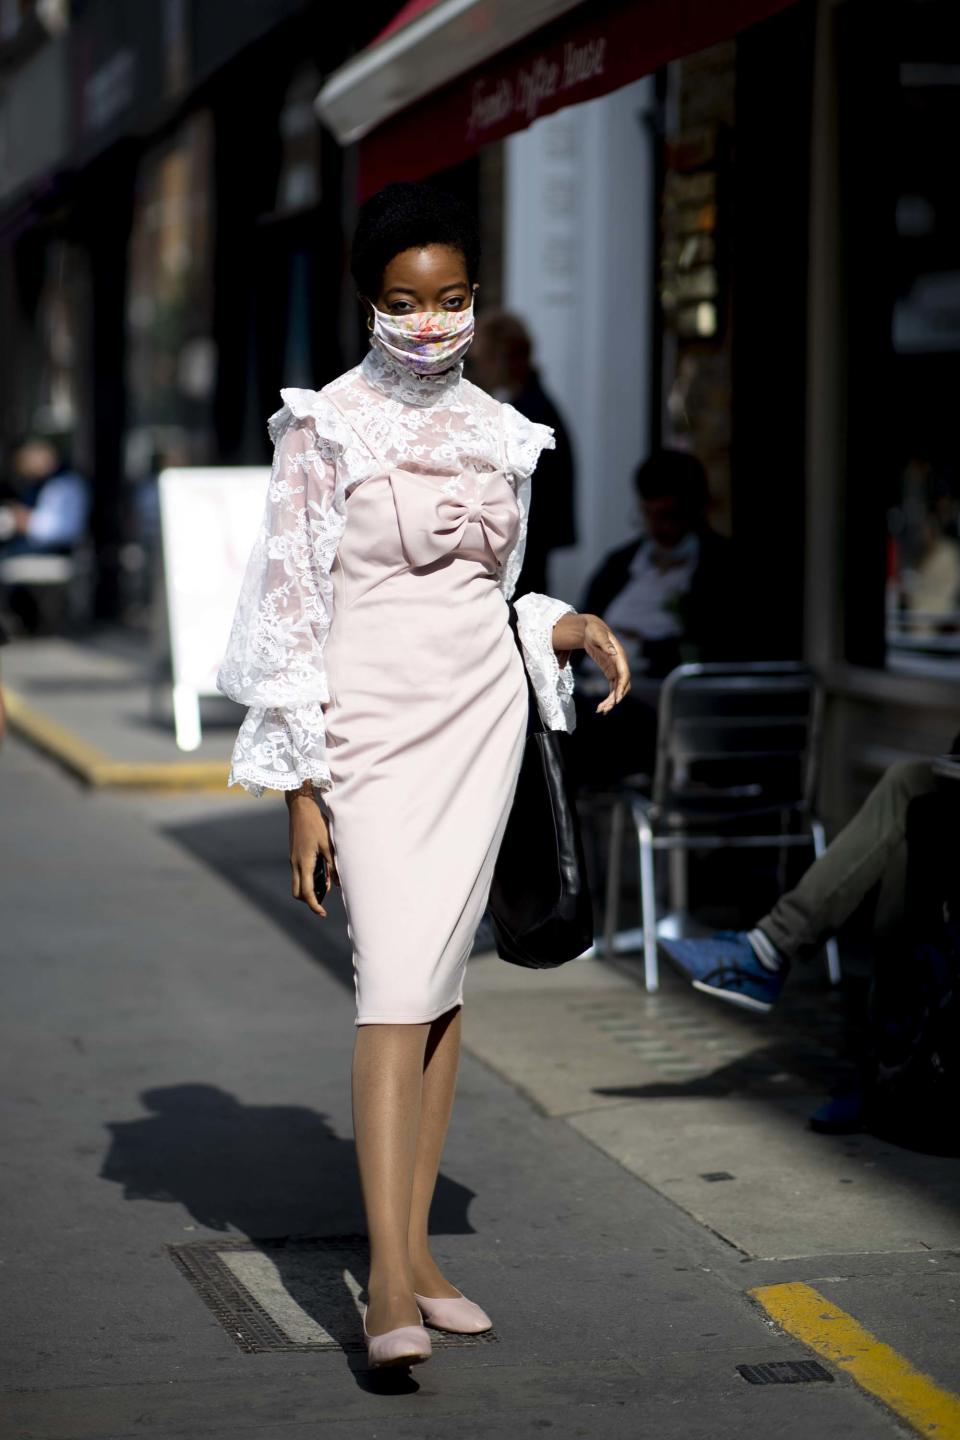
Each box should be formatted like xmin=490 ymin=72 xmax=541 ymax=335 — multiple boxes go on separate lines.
xmin=2 ymin=732 xmax=958 ymax=1440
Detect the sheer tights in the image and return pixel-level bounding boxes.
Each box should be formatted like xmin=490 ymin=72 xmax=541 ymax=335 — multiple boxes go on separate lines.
xmin=352 ymin=1006 xmax=463 ymax=1336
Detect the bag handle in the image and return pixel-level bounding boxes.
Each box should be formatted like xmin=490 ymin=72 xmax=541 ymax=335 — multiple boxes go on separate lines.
xmin=507 ymin=604 xmax=544 ymax=737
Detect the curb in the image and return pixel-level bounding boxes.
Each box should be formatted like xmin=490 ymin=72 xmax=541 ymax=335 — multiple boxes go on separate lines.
xmin=4 ymin=685 xmax=236 ymax=792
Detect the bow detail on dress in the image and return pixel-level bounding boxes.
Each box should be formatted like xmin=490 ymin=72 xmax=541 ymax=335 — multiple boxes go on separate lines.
xmin=389 ymin=469 xmax=520 ymax=569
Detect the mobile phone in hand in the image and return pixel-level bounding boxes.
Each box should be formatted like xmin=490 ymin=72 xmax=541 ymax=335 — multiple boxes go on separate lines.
xmin=314 ymin=854 xmax=330 ymax=900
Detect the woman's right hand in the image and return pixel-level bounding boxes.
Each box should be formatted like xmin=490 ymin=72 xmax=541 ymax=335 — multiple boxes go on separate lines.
xmin=286 ymin=786 xmax=336 ymax=917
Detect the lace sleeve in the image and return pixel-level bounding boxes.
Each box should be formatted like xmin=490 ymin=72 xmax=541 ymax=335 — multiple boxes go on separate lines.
xmin=513 ymin=591 xmax=577 ymax=733
xmin=216 ymin=395 xmax=347 ymax=795
xmin=494 ymin=402 xmax=574 ymax=730
xmin=498 ymin=400 xmax=555 ymax=602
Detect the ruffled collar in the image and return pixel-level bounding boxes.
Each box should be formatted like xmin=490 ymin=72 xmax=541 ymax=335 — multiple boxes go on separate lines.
xmin=360 ymin=341 xmax=464 ymax=408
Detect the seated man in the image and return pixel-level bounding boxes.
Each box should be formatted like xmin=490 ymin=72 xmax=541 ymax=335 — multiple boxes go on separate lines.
xmin=583 ymin=448 xmax=739 ymax=680
xmin=660 ymin=753 xmax=958 ymax=1011
xmin=571 ymin=448 xmax=743 ymax=784
xmin=0 ymin=436 xmax=89 ymax=631
xmin=0 ymin=436 xmax=88 ymax=559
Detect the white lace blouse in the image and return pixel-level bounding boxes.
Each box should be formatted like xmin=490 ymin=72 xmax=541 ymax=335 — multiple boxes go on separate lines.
xmin=217 ymin=345 xmax=577 ymax=797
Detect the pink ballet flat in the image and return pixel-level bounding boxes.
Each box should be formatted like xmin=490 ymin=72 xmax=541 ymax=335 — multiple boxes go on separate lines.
xmin=363 ymin=1307 xmax=432 ymax=1369
xmin=414 ymin=1290 xmax=493 ymax=1334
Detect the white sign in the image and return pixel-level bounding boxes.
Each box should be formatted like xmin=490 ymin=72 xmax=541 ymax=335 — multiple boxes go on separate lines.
xmin=159 ymin=466 xmax=268 ymax=750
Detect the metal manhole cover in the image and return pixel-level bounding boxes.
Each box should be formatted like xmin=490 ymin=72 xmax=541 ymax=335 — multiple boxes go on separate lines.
xmin=169 ymin=1235 xmax=498 ymax=1353
xmin=737 ymin=1361 xmax=834 ymax=1385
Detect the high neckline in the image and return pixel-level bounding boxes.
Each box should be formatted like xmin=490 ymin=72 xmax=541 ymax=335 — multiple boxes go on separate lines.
xmin=360 ymin=341 xmax=464 ymax=408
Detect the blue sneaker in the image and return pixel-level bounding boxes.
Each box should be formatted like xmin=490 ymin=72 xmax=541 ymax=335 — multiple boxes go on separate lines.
xmin=660 ymin=932 xmax=786 ymax=1013
xmin=808 ymin=1089 xmax=864 ymax=1134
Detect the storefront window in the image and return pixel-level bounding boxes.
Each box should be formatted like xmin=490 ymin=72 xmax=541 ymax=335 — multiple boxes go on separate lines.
xmin=33 ymin=240 xmax=85 ymax=440
xmin=0 ymin=0 xmax=19 ymax=41
xmin=1 ymin=0 xmax=66 ymax=39
xmin=885 ymin=5 xmax=960 ymax=677
xmin=126 ymin=112 xmax=215 ymax=479
xmin=659 ymin=42 xmax=734 ymax=535
xmin=275 ymin=62 xmax=322 ymax=217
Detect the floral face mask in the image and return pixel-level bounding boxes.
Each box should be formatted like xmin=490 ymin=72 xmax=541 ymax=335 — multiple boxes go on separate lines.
xmin=372 ymin=304 xmax=475 ymax=377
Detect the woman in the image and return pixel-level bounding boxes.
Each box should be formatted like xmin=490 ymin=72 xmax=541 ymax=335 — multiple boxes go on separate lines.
xmin=218 ymin=183 xmax=630 ymax=1369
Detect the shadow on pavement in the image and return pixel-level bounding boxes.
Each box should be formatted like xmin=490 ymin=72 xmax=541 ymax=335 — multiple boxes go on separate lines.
xmin=584 ymin=972 xmax=960 ymax=1235
xmin=100 ymin=1081 xmax=477 ymax=1238
xmin=100 ymin=1083 xmax=478 ymax=1362
xmin=592 ymin=1036 xmax=853 ymax=1102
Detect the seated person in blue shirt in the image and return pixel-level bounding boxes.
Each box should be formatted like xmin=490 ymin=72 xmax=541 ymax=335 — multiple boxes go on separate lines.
xmin=0 ymin=437 xmax=89 ymax=634
xmin=0 ymin=436 xmax=89 ymax=560
xmin=571 ymin=449 xmax=743 ymax=784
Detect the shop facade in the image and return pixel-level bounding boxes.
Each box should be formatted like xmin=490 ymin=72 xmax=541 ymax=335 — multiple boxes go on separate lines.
xmin=319 ymin=0 xmax=798 ymax=600
xmin=3 ymin=0 xmax=958 ymax=819
xmin=0 ymin=0 xmax=394 ymax=619
xmin=317 ymin=0 xmax=960 ymax=823
xmin=804 ymin=0 xmax=960 ymax=820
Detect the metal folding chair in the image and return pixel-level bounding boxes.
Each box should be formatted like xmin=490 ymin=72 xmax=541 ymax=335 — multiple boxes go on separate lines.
xmin=603 ymin=662 xmax=842 ymax=992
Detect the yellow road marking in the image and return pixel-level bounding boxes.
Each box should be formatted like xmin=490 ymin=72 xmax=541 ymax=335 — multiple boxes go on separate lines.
xmin=751 ymin=1281 xmax=960 ymax=1437
xmin=3 ymin=685 xmax=237 ymax=792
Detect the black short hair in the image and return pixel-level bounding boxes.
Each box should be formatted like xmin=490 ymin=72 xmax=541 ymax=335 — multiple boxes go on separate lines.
xmin=10 ymin=432 xmax=67 ymax=468
xmin=350 ymin=181 xmax=481 ymax=300
xmin=635 ymin=449 xmax=709 ymax=515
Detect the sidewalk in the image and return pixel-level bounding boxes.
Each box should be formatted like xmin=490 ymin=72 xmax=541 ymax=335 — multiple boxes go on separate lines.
xmin=3 ymin=731 xmax=960 ymax=1439
xmin=0 ymin=631 xmax=240 ymax=789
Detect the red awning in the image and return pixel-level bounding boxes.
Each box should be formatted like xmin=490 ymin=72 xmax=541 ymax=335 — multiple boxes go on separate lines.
xmin=317 ymin=1 xmax=586 ymax=146
xmin=374 ymin=0 xmax=447 ymax=44
xmin=316 ymin=0 xmax=798 ymax=197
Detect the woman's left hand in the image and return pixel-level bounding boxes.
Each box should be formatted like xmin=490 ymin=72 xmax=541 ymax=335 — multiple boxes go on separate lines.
xmin=583 ymin=615 xmax=631 ymax=713
xmin=551 ymin=611 xmax=631 ymax=714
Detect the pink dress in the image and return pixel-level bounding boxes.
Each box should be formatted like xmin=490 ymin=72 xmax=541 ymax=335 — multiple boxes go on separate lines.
xmin=217 ymin=346 xmax=576 ymax=1024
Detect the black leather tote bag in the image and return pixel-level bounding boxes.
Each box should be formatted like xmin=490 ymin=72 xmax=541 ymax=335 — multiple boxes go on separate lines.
xmin=489 ymin=631 xmax=594 ymax=969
